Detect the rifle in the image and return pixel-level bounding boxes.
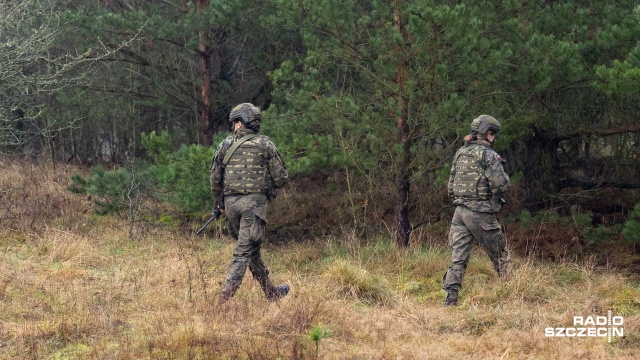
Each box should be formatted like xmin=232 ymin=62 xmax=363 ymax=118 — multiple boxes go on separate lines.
xmin=196 ymin=204 xmax=223 ymax=235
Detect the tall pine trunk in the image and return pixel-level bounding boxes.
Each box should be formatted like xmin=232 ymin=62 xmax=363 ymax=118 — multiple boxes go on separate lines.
xmin=196 ymin=0 xmax=213 ymax=146
xmin=394 ymin=0 xmax=411 ymax=248
xmin=395 ymin=105 xmax=411 ymax=248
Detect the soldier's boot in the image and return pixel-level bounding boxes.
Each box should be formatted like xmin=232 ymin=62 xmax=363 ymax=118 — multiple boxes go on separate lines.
xmin=256 ymin=276 xmax=289 ymax=301
xmin=220 ymin=281 xmax=239 ymax=304
xmin=267 ymin=284 xmax=290 ymax=301
xmin=250 ymin=259 xmax=289 ymax=301
xmin=444 ymin=290 xmax=458 ymax=307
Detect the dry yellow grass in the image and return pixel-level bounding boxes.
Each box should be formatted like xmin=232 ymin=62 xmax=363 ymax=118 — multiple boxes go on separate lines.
xmin=1 ymin=160 xmax=639 ymax=359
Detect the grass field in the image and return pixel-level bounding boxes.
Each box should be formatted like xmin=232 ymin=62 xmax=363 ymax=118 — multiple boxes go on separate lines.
xmin=1 ymin=161 xmax=639 ymax=359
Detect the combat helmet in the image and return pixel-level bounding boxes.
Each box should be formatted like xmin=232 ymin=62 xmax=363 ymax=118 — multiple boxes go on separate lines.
xmin=471 ymin=114 xmax=501 ymax=135
xmin=229 ymin=103 xmax=262 ymax=124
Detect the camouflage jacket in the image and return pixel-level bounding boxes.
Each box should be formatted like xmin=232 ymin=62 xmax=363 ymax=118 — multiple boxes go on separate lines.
xmin=210 ymin=128 xmax=288 ymax=199
xmin=448 ymin=140 xmax=509 ymax=213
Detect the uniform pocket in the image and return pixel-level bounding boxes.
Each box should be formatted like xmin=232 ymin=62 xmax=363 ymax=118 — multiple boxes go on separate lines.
xmin=480 ymin=218 xmax=501 ymax=232
xmin=250 ymin=212 xmax=267 ymax=243
xmin=479 ymin=220 xmax=505 ymax=249
xmin=476 ymin=214 xmax=501 ymax=231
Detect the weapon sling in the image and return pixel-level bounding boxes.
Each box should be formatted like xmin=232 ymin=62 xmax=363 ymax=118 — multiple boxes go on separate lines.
xmin=222 ymin=134 xmax=258 ymax=165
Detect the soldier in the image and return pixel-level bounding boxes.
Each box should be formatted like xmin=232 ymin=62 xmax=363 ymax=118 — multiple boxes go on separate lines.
xmin=210 ymin=103 xmax=289 ymax=303
xmin=442 ymin=115 xmax=512 ymax=306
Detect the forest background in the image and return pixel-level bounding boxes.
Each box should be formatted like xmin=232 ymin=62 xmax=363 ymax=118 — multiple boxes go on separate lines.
xmin=1 ymin=0 xmax=640 ymax=358
xmin=2 ymin=0 xmax=639 ymax=251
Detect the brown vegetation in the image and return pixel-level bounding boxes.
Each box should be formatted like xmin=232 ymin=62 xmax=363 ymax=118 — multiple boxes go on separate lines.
xmin=1 ymin=160 xmax=640 ymax=359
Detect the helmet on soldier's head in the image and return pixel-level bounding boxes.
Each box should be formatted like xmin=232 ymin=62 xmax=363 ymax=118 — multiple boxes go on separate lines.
xmin=471 ymin=114 xmax=501 ymax=135
xmin=229 ymin=103 xmax=262 ymax=124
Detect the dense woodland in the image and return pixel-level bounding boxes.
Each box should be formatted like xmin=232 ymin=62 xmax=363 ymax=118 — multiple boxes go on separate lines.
xmin=1 ymin=0 xmax=640 ymax=248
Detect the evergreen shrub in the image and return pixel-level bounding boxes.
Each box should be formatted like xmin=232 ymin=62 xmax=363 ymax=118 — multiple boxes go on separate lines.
xmin=70 ymin=131 xmax=216 ymax=217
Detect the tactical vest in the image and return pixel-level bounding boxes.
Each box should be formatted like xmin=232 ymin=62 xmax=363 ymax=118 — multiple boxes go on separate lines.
xmin=451 ymin=144 xmax=491 ymax=200
xmin=223 ymin=137 xmax=272 ymax=195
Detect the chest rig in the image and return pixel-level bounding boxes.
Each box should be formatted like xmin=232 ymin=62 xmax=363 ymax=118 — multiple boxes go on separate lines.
xmin=223 ymin=134 xmax=272 ymax=195
xmin=451 ymin=144 xmax=491 ymax=200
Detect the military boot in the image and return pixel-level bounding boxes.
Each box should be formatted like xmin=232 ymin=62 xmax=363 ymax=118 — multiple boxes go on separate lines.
xmin=255 ymin=272 xmax=289 ymax=301
xmin=266 ymin=284 xmax=290 ymax=301
xmin=444 ymin=290 xmax=458 ymax=306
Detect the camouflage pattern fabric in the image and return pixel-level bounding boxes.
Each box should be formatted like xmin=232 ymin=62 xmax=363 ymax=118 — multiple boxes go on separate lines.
xmin=222 ymin=193 xmax=277 ymax=295
xmin=224 ymin=137 xmax=271 ymax=195
xmin=210 ymin=128 xmax=288 ymax=197
xmin=443 ymin=139 xmax=512 ymax=293
xmin=450 ymin=144 xmax=492 ymax=200
xmin=442 ymin=206 xmax=512 ymax=292
xmin=448 ymin=140 xmax=509 ymax=214
xmin=210 ymin=126 xmax=288 ymax=301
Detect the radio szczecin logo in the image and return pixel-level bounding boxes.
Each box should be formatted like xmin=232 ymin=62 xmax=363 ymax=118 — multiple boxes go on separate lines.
xmin=545 ymin=310 xmax=624 ymax=342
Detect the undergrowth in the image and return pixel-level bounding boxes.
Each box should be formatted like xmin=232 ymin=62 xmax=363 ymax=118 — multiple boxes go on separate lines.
xmin=2 ymin=220 xmax=640 ymax=359
xmin=1 ymin=160 xmax=640 ymax=359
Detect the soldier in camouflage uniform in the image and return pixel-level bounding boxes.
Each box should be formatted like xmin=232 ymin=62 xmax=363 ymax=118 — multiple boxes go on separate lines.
xmin=210 ymin=103 xmax=289 ymax=303
xmin=442 ymin=115 xmax=512 ymax=306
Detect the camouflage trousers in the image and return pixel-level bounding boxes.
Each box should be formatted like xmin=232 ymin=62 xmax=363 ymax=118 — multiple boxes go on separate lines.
xmin=222 ymin=193 xmax=276 ymax=296
xmin=442 ymin=206 xmax=512 ymax=292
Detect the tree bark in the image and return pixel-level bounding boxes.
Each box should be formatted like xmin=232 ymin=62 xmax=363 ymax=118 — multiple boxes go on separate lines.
xmin=394 ymin=0 xmax=411 ymax=248
xmin=196 ymin=0 xmax=213 ymax=146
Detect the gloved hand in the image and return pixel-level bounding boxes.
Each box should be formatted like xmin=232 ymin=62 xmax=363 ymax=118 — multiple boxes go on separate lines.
xmin=267 ymin=187 xmax=278 ymax=201
xmin=212 ymin=203 xmax=225 ymax=218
